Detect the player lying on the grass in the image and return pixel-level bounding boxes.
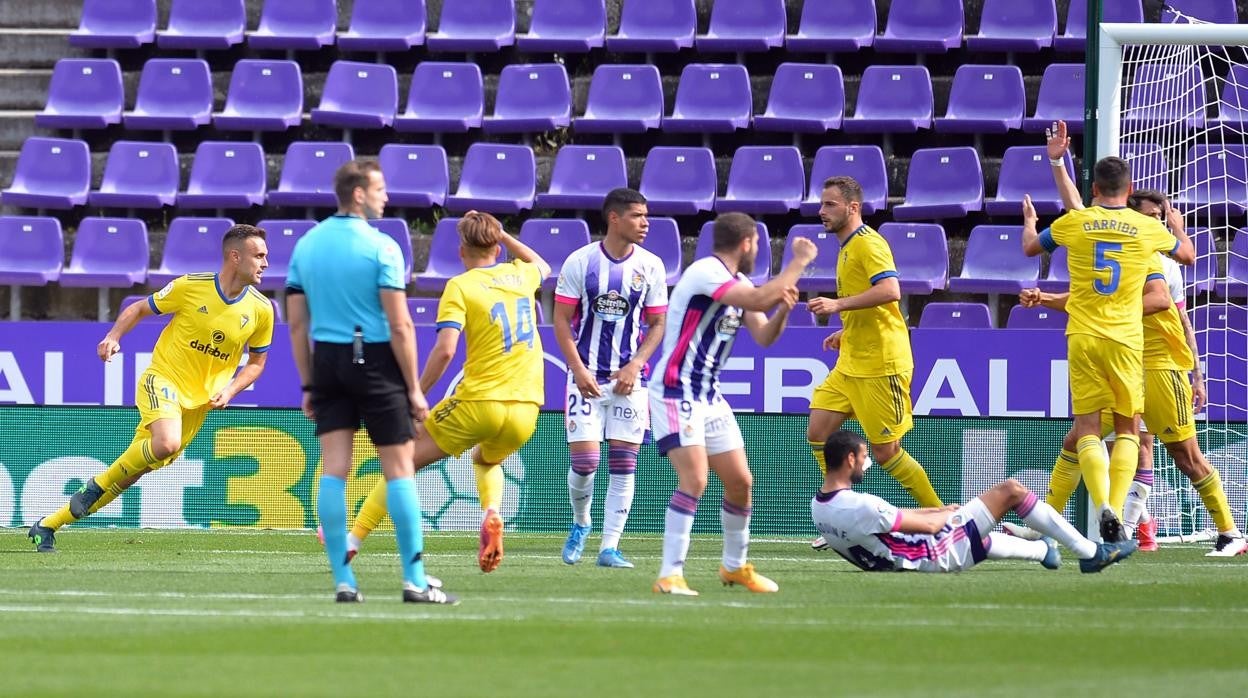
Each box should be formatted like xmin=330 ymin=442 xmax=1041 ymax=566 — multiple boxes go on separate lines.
xmin=812 ymin=431 xmax=1137 ymax=573
xmin=29 ymin=225 xmax=274 ymax=552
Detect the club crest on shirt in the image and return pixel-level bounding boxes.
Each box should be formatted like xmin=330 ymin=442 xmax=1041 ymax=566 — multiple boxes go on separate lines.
xmin=211 ymin=330 xmax=225 ymax=344
xmin=567 ymin=420 xmax=577 ymax=433
xmin=592 ymin=291 xmax=630 ymax=322
xmin=629 ymin=270 xmax=646 ymax=293
xmin=716 ymin=311 xmax=741 ymax=338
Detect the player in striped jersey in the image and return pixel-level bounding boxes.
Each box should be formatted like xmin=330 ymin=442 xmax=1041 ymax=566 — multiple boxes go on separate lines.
xmin=555 ymin=189 xmax=668 ymax=569
xmin=650 ymin=213 xmax=818 ymax=596
xmin=813 ymin=431 xmax=1135 ymax=574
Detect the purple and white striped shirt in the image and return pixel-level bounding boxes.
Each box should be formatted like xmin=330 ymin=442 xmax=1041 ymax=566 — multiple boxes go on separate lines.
xmin=555 ymin=242 xmax=668 ymax=383
xmin=650 ymin=256 xmax=748 ymax=402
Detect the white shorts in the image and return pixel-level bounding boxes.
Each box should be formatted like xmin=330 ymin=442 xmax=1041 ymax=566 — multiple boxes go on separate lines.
xmin=565 ymin=378 xmax=649 ymax=444
xmin=921 ymin=498 xmax=995 ymax=573
xmin=649 ymin=392 xmax=744 ymax=457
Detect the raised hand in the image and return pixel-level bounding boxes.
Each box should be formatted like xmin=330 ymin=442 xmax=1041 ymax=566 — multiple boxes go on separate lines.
xmin=1019 ymin=288 xmax=1043 ymax=308
xmin=1022 ymin=194 xmax=1038 ymax=226
xmin=807 ymin=296 xmax=839 ymax=317
xmin=1045 ymin=120 xmax=1070 ymax=161
xmin=790 ymin=237 xmax=818 ymax=265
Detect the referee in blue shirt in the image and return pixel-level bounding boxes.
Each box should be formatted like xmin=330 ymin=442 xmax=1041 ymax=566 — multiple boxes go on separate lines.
xmin=287 ymin=160 xmax=455 ymax=605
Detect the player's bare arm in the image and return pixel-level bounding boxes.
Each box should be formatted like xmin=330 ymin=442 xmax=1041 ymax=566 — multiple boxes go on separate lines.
xmin=1141 ymin=278 xmax=1173 ymax=315
xmin=1179 ymin=304 xmax=1208 ymax=412
xmin=1020 ymin=194 xmax=1047 ymax=257
xmin=611 ymin=310 xmax=665 ymax=395
xmin=719 ymin=237 xmax=816 ymax=312
xmin=496 ymin=225 xmax=553 ymax=280
xmin=806 ymin=275 xmax=900 ymax=317
xmin=97 ymin=296 xmax=155 ymax=362
xmin=1164 ymin=204 xmax=1196 ymax=265
xmin=210 ymin=351 xmax=268 ymax=409
xmin=743 ymin=299 xmax=794 ymax=348
xmin=552 ymin=301 xmax=602 ymax=399
xmin=895 ymin=508 xmax=955 ymax=535
xmin=286 ymin=293 xmax=315 ymax=420
xmin=1047 ymin=120 xmax=1084 ymax=212
xmin=419 ymin=326 xmax=461 ymax=395
xmin=381 ymin=288 xmax=428 ymax=422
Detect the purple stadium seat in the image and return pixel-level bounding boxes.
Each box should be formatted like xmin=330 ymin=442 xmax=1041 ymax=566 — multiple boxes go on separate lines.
xmin=70 ymin=0 xmax=155 ymax=49
xmin=662 ymin=64 xmax=752 ymax=133
xmin=695 ymin=221 xmax=772 ymax=286
xmin=802 ymin=146 xmax=889 ymax=216
xmin=415 ymin=217 xmax=463 ymax=291
xmin=0 ymin=217 xmax=63 ymax=285
xmin=369 ymin=218 xmax=415 ymax=283
xmin=426 ymin=0 xmax=515 ymax=52
xmin=148 ymin=218 xmax=234 ymax=286
xmin=893 ymin=147 xmax=984 ymax=220
xmin=1184 ymin=227 xmax=1216 ymax=294
xmin=1023 ymin=64 xmax=1085 ymax=134
xmin=394 ymin=62 xmax=484 ymax=133
xmin=267 ymin=142 xmax=354 ymax=208
xmin=1120 ymin=143 xmax=1168 ymax=193
xmin=59 ymin=218 xmax=148 ymax=288
xmin=1173 ymin=145 xmax=1248 ymax=217
xmin=177 ymin=142 xmax=267 ymax=209
xmin=1038 ymin=245 xmax=1069 ymax=293
xmin=920 ymin=302 xmax=994 ymax=329
xmin=934 ymin=65 xmax=1026 ymax=134
xmin=517 ymin=0 xmax=605 ymax=52
xmin=878 ymin=222 xmax=949 ymax=295
xmin=781 ymin=225 xmax=839 ymax=291
xmin=607 ymin=0 xmax=695 ymax=53
xmin=1162 ymin=0 xmax=1238 ymax=23
xmin=379 ymin=144 xmax=448 ymax=208
xmin=787 ymin=302 xmax=816 ymax=326
xmin=1 ymin=137 xmax=90 ymax=210
xmin=213 ymin=60 xmax=303 ymax=132
xmin=753 ymin=63 xmax=844 ymax=133
xmin=1007 ymin=305 xmax=1067 ymax=329
xmin=1122 ymin=63 xmax=1207 ymax=132
xmin=573 ymin=64 xmax=663 ymax=134
xmin=842 ymin=65 xmax=933 ymax=134
xmin=639 ymin=147 xmax=717 ymax=215
xmin=1219 ymin=229 xmax=1248 ymax=298
xmin=714 ymin=146 xmax=804 ymax=214
xmin=311 ymin=61 xmax=399 ymax=130
xmin=483 ymin=64 xmax=571 ymax=134
xmin=337 ymin=0 xmax=426 ymax=52
xmin=1212 ymin=65 xmax=1248 ymax=129
xmin=695 ymin=0 xmax=786 ymax=53
xmin=874 ymin=0 xmax=964 ymax=54
xmin=444 ymin=144 xmax=536 ymax=214
xmin=36 ymin=59 xmax=123 ymax=130
xmin=519 ymin=219 xmax=592 ymax=290
xmin=254 ymin=219 xmax=315 ymax=291
xmin=157 ymin=0 xmax=245 ymax=50
xmin=535 ymin=146 xmax=627 ymax=210
xmin=408 ymin=298 xmax=440 ymax=324
xmin=123 ymin=59 xmax=213 ymax=131
xmin=1055 ymin=0 xmax=1142 ymax=52
xmin=642 ymin=217 xmax=682 ymax=286
xmin=88 ymin=141 xmax=179 ymax=209
xmin=249 ymin=0 xmax=336 ymax=50
xmin=987 ymin=146 xmax=1075 ymax=216
xmin=966 ymin=0 xmax=1056 ymax=53
xmin=949 ymin=225 xmax=1040 ymax=294
xmin=785 ymin=0 xmax=875 ymax=53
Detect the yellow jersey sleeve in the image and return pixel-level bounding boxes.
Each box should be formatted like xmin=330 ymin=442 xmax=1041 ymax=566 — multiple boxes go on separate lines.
xmin=437 ymin=277 xmax=468 ymax=331
xmin=834 ymin=228 xmax=912 ymax=378
xmin=247 ymin=289 xmax=275 ymax=353
xmin=150 ymin=274 xmax=205 ymax=315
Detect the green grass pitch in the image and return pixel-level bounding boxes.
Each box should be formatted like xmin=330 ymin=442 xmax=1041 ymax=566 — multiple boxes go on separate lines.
xmin=3 ymin=529 xmax=1246 ymax=697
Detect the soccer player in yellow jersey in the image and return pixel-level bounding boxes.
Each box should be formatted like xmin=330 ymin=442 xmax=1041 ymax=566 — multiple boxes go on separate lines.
xmin=347 ymin=212 xmax=551 ymax=573
xmin=806 ymin=176 xmax=943 ymax=522
xmin=1022 ymin=146 xmax=1195 ymax=540
xmin=29 ymin=225 xmax=274 ymax=552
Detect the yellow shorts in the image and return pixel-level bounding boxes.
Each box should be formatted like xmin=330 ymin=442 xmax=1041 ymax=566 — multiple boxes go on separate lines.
xmin=425 ymin=398 xmax=540 ymax=463
xmin=1099 ymin=369 xmax=1195 ymax=444
xmin=810 ymin=369 xmax=913 ymax=443
xmin=1067 ymin=334 xmax=1144 ymax=417
xmin=134 ymin=370 xmax=209 ymax=468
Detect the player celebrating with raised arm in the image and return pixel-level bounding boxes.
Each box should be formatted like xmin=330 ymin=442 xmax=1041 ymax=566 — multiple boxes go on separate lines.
xmin=30 ymin=225 xmax=274 ymax=552
xmin=806 ymin=176 xmax=943 ymax=528
xmin=1022 ymin=147 xmax=1195 ymax=541
xmin=346 ymin=212 xmax=552 ymax=574
xmin=556 ymin=188 xmax=668 ymax=569
xmin=812 ymin=431 xmax=1136 ymax=574
xmin=652 ymin=212 xmax=816 ymax=596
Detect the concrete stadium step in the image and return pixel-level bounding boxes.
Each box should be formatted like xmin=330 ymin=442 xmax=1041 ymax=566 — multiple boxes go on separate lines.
xmin=0 ymin=29 xmax=90 ymax=69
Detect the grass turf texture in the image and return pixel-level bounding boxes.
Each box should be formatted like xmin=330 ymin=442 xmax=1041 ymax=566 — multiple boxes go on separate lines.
xmin=2 ymin=530 xmax=1246 ymax=697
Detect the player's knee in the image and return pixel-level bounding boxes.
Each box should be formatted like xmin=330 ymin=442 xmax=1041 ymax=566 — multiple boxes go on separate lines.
xmin=680 ymin=474 xmax=709 ymax=498
xmin=870 ymin=441 xmax=899 ymax=464
xmin=1061 ymin=429 xmax=1078 ymax=452
xmin=1000 ymin=478 xmax=1028 ymax=502
xmin=722 ymin=472 xmax=753 ymax=499
xmin=151 ymin=436 xmax=181 ymax=460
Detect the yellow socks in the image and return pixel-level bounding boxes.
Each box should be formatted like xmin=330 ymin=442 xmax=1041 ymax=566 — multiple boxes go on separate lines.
xmin=1076 ymin=435 xmax=1111 ymax=510
xmin=1194 ymin=469 xmax=1236 ymax=534
xmin=41 ymin=477 xmax=127 ymax=531
xmin=1046 ymin=449 xmax=1082 ymax=510
xmin=96 ymin=438 xmax=161 ymax=490
xmin=350 ymin=478 xmax=389 ymax=542
xmin=1108 ymin=435 xmax=1140 ymax=518
xmin=475 ymin=458 xmax=504 ymax=512
xmin=881 ymin=449 xmax=942 ymax=507
xmin=809 ymin=440 xmax=827 ymax=475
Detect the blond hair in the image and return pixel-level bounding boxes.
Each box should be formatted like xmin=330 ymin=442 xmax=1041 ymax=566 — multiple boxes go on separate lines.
xmin=457 ymin=212 xmax=503 ymax=255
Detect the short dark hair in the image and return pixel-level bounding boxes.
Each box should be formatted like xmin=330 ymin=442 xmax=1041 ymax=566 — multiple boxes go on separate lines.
xmin=1128 ymin=188 xmax=1167 ymax=212
xmin=222 ymin=223 xmax=265 ymax=252
xmin=1093 ymin=156 xmax=1131 ymax=197
xmin=457 ymin=211 xmax=503 ymax=253
xmin=712 ymin=212 xmax=757 ymax=252
xmin=602 ymin=187 xmax=646 ymax=221
xmin=333 ymin=160 xmax=382 ymax=207
xmin=822 ymin=176 xmax=864 ymax=204
xmin=823 ymin=431 xmax=867 ymax=472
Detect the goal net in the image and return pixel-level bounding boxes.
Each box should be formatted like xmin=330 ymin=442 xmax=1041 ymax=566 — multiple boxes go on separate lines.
xmin=1100 ymin=14 xmax=1248 ymax=541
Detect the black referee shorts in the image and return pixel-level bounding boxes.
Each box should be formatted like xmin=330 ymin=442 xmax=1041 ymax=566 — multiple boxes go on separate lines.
xmin=310 ymin=341 xmax=415 ymax=446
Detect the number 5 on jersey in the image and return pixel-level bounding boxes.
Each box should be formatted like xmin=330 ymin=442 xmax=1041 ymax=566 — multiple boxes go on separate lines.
xmin=1093 ymin=241 xmax=1123 ymax=295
